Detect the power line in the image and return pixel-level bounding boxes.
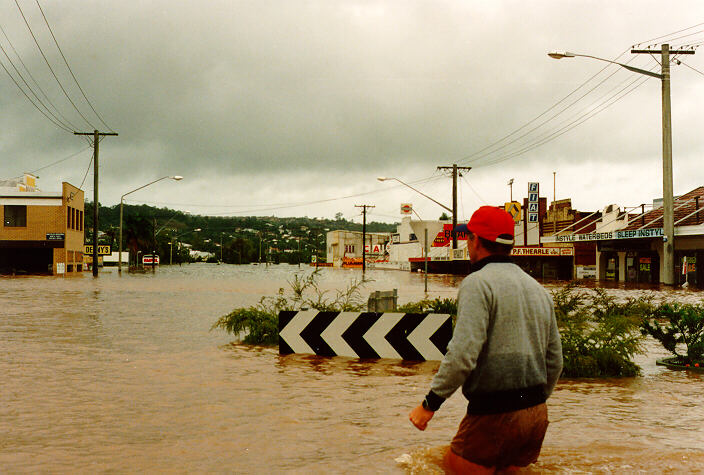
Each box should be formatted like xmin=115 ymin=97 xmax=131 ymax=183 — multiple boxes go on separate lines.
xmin=0 ymin=50 xmax=72 ymax=132
xmin=475 ymin=57 xmax=659 ymax=167
xmin=455 ymin=48 xmax=632 ymax=165
xmin=457 ymin=54 xmax=640 ymax=167
xmin=29 ymin=145 xmax=91 ymax=174
xmin=674 ymin=58 xmax=704 ymax=78
xmin=35 ymin=0 xmax=114 ymax=133
xmin=0 ymin=22 xmax=80 ymax=131
xmin=633 ymin=22 xmax=704 ymax=47
xmin=124 ymin=175 xmax=447 ymax=213
xmin=446 ymin=23 xmax=704 ymax=173
xmin=79 ymin=154 xmax=93 ymax=189
xmin=461 ymin=173 xmax=486 ymax=206
xmin=480 ymin=71 xmax=653 ymax=167
xmin=0 ymin=39 xmax=76 ymax=132
xmin=14 ymin=0 xmax=95 ymax=130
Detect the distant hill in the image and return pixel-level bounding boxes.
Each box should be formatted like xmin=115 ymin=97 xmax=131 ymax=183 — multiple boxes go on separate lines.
xmin=84 ymin=202 xmax=398 ymax=264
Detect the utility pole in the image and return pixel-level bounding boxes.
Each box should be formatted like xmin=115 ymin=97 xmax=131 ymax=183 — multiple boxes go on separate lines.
xmin=553 ymin=171 xmax=557 ymax=234
xmin=508 ymin=178 xmax=514 ymax=202
xmin=631 ymin=44 xmax=694 ymax=285
xmin=355 ymin=204 xmax=374 ymax=274
xmin=74 ymin=129 xmax=118 ymax=277
xmin=152 ymin=217 xmax=156 ymax=273
xmin=437 ymin=164 xmax=471 ymax=249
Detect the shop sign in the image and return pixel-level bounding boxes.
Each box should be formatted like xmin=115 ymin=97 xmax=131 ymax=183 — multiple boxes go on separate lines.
xmin=391 ymin=233 xmax=400 ymax=244
xmin=527 ymin=182 xmax=539 ymax=223
xmin=143 ymin=255 xmax=159 ymax=265
xmin=552 ymin=228 xmax=664 ymax=242
xmin=511 ymin=247 xmax=574 ymax=256
xmin=683 ymin=256 xmax=696 ymax=274
xmin=364 ymin=244 xmax=386 ymax=254
xmin=84 ymin=245 xmax=111 ymax=255
xmin=46 ymin=233 xmax=65 ymax=241
xmin=576 ymin=266 xmax=597 ymax=279
xmin=432 ymin=224 xmax=469 ymax=247
xmin=400 ymin=203 xmax=413 ymax=215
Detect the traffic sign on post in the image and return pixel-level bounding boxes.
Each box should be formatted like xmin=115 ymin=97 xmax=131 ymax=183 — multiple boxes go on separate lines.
xmin=504 ymin=201 xmax=521 ymax=223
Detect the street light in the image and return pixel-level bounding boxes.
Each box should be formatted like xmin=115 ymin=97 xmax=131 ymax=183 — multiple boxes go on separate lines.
xmin=549 ymin=45 xmax=694 ymax=285
xmin=548 ymin=51 xmax=663 ymax=78
xmin=119 ymin=175 xmax=183 ymax=274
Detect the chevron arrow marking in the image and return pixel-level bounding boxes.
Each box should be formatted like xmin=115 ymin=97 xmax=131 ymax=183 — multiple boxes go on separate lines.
xmin=363 ymin=313 xmax=403 ymax=359
xmin=385 ymin=313 xmax=425 ymax=361
xmin=320 ymin=312 xmax=360 ymax=357
xmin=407 ymin=313 xmax=450 ymax=361
xmin=279 ymin=311 xmax=317 ymax=354
xmin=300 ymin=311 xmax=339 ymax=357
xmin=341 ymin=312 xmax=381 ymax=359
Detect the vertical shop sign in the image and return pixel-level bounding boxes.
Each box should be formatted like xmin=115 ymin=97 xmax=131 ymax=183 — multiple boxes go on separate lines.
xmin=527 ymin=182 xmax=539 ymax=223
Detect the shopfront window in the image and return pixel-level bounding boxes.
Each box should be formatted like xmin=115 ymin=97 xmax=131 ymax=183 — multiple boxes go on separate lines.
xmin=626 ymin=252 xmax=638 ymax=282
xmin=605 ymin=255 xmax=618 ymax=280
xmin=677 ymin=253 xmax=697 ymax=287
xmin=637 ymin=253 xmax=659 ymax=284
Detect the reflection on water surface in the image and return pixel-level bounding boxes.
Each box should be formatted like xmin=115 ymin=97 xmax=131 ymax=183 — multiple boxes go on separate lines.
xmin=1 ymin=264 xmax=702 ymax=472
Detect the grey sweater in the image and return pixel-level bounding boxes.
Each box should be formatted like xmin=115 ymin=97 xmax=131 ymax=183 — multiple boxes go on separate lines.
xmin=426 ymin=256 xmax=563 ymax=414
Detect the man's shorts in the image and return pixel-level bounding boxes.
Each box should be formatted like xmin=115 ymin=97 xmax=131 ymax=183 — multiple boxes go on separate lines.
xmin=450 ymin=403 xmax=548 ymax=469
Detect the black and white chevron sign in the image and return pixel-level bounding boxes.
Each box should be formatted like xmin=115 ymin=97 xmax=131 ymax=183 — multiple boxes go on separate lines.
xmin=278 ymin=311 xmax=452 ymax=361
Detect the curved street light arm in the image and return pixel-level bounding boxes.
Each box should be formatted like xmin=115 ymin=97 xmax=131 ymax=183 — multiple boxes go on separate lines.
xmin=118 ymin=175 xmax=183 ymax=274
xmin=120 ymin=175 xmax=183 ymax=201
xmin=377 ymin=177 xmax=452 ymax=213
xmin=548 ymin=51 xmax=662 ymax=79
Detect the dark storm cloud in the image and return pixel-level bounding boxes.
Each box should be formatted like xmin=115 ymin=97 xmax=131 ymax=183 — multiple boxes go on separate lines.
xmin=1 ymin=1 xmax=704 ymax=217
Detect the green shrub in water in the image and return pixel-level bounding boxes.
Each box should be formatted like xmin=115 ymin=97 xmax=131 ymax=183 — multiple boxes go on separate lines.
xmin=551 ymin=284 xmax=651 ymax=377
xmin=212 ymin=269 xmax=369 ymax=344
xmin=397 ymin=297 xmax=457 ymax=321
xmin=641 ymin=302 xmax=704 ymax=365
xmin=214 ymin=275 xmax=652 ymax=378
xmin=212 ymin=307 xmax=279 ymax=345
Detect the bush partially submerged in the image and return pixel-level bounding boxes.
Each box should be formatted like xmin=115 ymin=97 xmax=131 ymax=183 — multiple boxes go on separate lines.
xmin=641 ymin=302 xmax=704 ymax=365
xmin=397 ymin=297 xmax=457 ymax=321
xmin=212 ymin=308 xmax=279 ymax=345
xmin=551 ymin=285 xmax=651 ymax=377
xmin=214 ymin=277 xmax=660 ymax=379
xmin=211 ymin=269 xmax=369 ymax=344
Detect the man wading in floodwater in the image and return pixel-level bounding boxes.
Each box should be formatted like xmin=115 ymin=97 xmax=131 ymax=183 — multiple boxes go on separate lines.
xmin=409 ymin=206 xmax=563 ymax=473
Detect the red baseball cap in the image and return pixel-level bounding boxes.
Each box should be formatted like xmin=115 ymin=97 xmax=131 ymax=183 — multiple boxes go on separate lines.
xmin=466 ymin=206 xmax=515 ymax=245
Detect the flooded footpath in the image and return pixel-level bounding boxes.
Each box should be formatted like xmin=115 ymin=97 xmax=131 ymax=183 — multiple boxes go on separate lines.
xmin=1 ymin=263 xmax=703 ymax=473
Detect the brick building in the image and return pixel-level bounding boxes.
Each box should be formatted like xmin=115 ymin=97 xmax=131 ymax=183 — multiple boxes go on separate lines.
xmin=0 ymin=175 xmax=84 ymax=275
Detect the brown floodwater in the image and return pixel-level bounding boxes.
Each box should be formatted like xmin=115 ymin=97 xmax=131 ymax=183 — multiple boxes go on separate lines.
xmin=1 ymin=263 xmax=703 ymax=473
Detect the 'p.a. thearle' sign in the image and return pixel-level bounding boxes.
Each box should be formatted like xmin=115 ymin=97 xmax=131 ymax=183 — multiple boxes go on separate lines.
xmin=279 ymin=311 xmax=453 ymax=361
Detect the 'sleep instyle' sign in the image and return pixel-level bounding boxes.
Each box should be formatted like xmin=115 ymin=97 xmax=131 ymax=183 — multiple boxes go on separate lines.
xmin=550 ymin=228 xmax=664 ymax=242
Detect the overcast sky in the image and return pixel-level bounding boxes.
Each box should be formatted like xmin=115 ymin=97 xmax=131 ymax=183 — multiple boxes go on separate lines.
xmin=2 ymin=1 xmax=704 ymax=224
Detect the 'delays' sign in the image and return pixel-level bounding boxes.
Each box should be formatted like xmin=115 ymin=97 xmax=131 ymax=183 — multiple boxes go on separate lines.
xmin=551 ymin=228 xmax=664 ymax=242
xmin=279 ymin=311 xmax=452 ymax=361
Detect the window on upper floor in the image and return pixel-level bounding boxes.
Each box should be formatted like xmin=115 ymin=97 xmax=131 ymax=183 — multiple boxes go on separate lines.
xmin=4 ymin=205 xmax=27 ymax=227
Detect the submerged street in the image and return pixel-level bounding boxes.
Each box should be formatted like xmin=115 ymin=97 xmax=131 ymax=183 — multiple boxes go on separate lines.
xmin=1 ymin=264 xmax=703 ymax=473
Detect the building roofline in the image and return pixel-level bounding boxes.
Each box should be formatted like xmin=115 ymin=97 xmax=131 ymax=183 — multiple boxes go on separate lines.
xmin=0 ymin=191 xmax=62 ymax=199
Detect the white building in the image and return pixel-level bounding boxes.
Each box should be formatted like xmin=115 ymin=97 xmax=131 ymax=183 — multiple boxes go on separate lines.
xmin=326 ymin=230 xmax=390 ymax=267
